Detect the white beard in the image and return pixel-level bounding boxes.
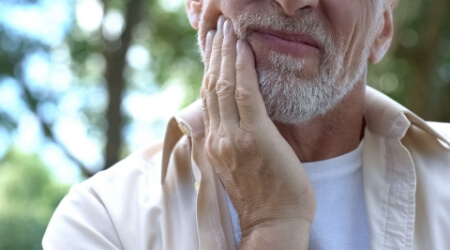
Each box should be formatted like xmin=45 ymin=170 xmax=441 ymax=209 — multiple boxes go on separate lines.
xmin=231 ymin=13 xmax=369 ymax=124
xmin=197 ymin=11 xmax=370 ymax=125
xmin=257 ymin=50 xmax=367 ymax=124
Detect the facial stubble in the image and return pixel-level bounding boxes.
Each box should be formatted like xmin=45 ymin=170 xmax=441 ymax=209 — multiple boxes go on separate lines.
xmin=199 ymin=13 xmax=369 ymax=125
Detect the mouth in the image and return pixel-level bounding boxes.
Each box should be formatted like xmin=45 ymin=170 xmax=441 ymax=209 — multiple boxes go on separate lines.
xmin=249 ymin=28 xmax=322 ymax=58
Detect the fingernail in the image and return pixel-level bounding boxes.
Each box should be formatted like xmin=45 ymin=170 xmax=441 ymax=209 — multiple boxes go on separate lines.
xmin=237 ymin=40 xmax=243 ymax=53
xmin=217 ymin=16 xmax=224 ymax=32
xmin=224 ymin=19 xmax=231 ymax=35
xmin=206 ymin=30 xmax=214 ymax=48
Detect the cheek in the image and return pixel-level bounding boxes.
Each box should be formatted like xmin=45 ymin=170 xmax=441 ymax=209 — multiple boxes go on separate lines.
xmin=323 ymin=1 xmax=375 ymax=69
xmin=197 ymin=0 xmax=223 ymax=50
xmin=199 ymin=0 xmax=250 ymax=31
xmin=197 ymin=0 xmax=252 ymax=53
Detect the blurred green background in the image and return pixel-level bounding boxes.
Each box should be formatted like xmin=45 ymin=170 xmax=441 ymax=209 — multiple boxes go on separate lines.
xmin=0 ymin=0 xmax=449 ymax=249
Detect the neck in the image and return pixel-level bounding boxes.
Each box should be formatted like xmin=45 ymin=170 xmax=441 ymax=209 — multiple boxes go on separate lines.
xmin=274 ymin=81 xmax=366 ymax=163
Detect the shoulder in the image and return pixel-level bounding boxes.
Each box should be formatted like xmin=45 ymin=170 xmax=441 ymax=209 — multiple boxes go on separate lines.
xmin=43 ymin=141 xmax=165 ymax=249
xmin=84 ymin=140 xmax=164 ymax=196
xmin=427 ymin=121 xmax=450 ymax=143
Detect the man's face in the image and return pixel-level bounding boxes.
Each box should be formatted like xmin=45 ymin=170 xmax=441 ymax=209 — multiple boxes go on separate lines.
xmin=195 ymin=0 xmax=385 ymax=124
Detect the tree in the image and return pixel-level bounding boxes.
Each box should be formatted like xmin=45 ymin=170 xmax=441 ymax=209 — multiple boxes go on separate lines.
xmin=0 ymin=0 xmax=202 ymax=178
xmin=0 ymin=0 xmax=449 ymax=247
xmin=0 ymin=0 xmax=449 ymax=182
xmin=368 ymin=0 xmax=450 ymax=121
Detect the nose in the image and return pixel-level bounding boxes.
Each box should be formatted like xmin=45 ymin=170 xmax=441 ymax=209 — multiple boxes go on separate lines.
xmin=274 ymin=0 xmax=318 ymax=16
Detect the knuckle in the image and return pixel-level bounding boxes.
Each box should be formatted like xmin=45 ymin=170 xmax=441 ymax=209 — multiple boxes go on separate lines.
xmin=235 ymin=60 xmax=247 ymax=72
xmin=201 ymin=102 xmax=209 ymax=117
xmin=216 ymin=79 xmax=234 ymax=96
xmin=235 ymin=87 xmax=251 ymax=103
xmin=221 ymin=44 xmax=232 ymax=57
xmin=200 ymin=86 xmax=206 ymax=98
xmin=235 ymin=132 xmax=258 ymax=156
xmin=218 ymin=137 xmax=232 ymax=158
xmin=205 ymin=134 xmax=233 ymax=170
xmin=205 ymin=135 xmax=217 ymax=157
xmin=206 ymin=73 xmax=219 ymax=91
xmin=212 ymin=39 xmax=223 ymax=51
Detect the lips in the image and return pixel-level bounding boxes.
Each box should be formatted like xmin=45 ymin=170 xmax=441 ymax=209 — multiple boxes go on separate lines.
xmin=249 ymin=28 xmax=322 ymax=58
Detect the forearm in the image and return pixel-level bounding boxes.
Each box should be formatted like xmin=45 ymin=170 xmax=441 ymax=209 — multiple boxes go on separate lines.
xmin=240 ymin=220 xmax=311 ymax=250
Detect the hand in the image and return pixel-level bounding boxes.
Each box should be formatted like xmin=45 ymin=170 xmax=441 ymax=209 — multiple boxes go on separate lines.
xmin=201 ymin=16 xmax=316 ymax=249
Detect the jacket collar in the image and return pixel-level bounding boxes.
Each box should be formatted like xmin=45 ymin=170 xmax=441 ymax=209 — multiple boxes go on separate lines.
xmin=160 ymin=100 xmax=203 ymax=184
xmin=161 ymin=86 xmax=450 ymax=183
xmin=364 ymin=87 xmax=450 ymax=146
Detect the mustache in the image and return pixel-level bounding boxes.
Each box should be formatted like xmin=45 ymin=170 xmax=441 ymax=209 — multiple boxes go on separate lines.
xmin=231 ymin=12 xmax=334 ymax=52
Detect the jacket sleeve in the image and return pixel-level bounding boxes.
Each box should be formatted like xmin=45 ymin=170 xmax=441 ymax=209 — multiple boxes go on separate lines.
xmin=42 ymin=183 xmax=124 ymax=250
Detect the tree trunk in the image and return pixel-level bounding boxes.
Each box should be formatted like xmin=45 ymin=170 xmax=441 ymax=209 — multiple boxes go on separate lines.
xmin=104 ymin=0 xmax=143 ymax=170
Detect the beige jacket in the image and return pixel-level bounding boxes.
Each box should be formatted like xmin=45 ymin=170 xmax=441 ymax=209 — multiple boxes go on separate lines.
xmin=43 ymin=87 xmax=450 ymax=250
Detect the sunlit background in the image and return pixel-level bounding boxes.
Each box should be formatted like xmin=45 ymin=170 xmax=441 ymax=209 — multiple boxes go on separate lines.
xmin=0 ymin=0 xmax=449 ymax=249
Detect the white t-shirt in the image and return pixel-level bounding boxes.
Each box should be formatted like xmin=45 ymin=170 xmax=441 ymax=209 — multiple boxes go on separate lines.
xmin=226 ymin=141 xmax=370 ymax=249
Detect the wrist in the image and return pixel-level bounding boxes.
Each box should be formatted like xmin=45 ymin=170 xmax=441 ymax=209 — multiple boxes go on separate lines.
xmin=240 ymin=219 xmax=312 ymax=250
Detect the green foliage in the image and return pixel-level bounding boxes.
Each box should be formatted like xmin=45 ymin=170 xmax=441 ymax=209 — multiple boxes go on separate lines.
xmin=0 ymin=150 xmax=69 ymax=250
xmin=146 ymin=0 xmax=203 ymax=106
xmin=0 ymin=0 xmax=448 ymax=248
xmin=368 ymin=0 xmax=450 ymax=121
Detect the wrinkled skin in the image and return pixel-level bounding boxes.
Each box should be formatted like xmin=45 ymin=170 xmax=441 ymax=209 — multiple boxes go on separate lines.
xmin=202 ymin=16 xmax=315 ymax=248
xmin=187 ymin=0 xmax=395 ymax=248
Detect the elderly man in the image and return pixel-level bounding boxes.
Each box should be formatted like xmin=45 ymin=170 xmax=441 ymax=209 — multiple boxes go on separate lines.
xmin=43 ymin=0 xmax=450 ymax=249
